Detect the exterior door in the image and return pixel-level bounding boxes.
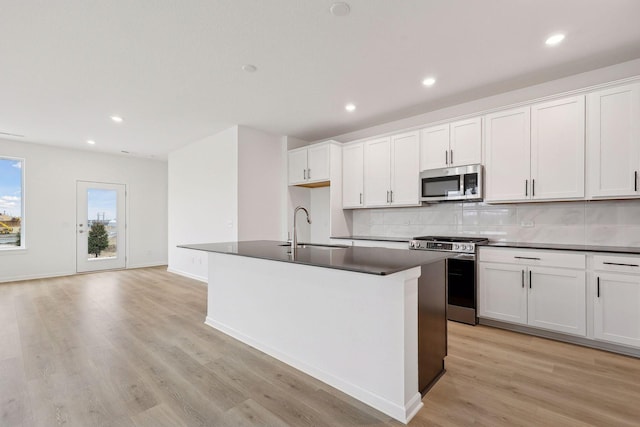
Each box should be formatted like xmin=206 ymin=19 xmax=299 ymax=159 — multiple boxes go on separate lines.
xmin=77 ymin=181 xmax=126 ymax=273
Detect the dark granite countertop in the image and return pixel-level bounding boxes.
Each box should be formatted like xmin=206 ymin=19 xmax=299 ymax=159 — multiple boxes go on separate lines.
xmin=483 ymin=241 xmax=640 ymax=255
xmin=331 ymin=235 xmax=410 ymax=243
xmin=179 ymin=240 xmax=449 ymax=276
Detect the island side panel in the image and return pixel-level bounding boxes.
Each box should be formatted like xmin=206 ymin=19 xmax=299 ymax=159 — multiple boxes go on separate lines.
xmin=205 ymin=252 xmax=422 ymax=423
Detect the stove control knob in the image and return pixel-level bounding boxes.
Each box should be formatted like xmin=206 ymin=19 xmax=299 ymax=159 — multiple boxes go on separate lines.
xmin=453 ymin=243 xmax=459 ymax=251
xmin=410 ymin=241 xmax=415 ymax=248
xmin=461 ymin=244 xmax=469 ymax=252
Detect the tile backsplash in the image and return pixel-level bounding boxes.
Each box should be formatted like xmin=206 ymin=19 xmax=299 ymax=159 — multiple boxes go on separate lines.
xmin=352 ymin=199 xmax=640 ymax=247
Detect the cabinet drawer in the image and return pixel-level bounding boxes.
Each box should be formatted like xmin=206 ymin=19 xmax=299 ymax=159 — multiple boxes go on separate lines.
xmin=479 ymin=247 xmax=585 ymax=269
xmin=593 ymin=255 xmax=640 ymax=274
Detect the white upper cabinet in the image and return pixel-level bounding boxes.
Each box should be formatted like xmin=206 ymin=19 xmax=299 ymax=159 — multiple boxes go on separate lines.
xmin=364 ymin=137 xmax=391 ymax=207
xmin=485 ymin=96 xmax=585 ymax=203
xmin=288 ymin=143 xmax=331 ymax=186
xmin=449 ymin=117 xmax=483 ymax=167
xmin=420 ymin=117 xmax=481 ymax=171
xmin=484 ymin=106 xmax=532 ymax=202
xmin=288 ymin=149 xmax=308 ymax=185
xmin=420 ymin=124 xmax=449 ymax=170
xmin=587 ymin=83 xmax=640 ymax=199
xmin=364 ymin=132 xmax=420 ymax=208
xmin=390 ymin=131 xmax=420 ymax=206
xmin=342 ymin=143 xmax=364 ymax=208
xmin=531 ymin=96 xmax=585 ymax=200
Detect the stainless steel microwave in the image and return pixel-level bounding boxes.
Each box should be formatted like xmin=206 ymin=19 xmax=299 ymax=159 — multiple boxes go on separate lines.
xmin=420 ymin=164 xmax=483 ymax=202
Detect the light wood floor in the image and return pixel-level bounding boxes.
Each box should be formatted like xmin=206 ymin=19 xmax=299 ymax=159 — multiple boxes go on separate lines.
xmin=1 ymin=267 xmax=639 ymax=426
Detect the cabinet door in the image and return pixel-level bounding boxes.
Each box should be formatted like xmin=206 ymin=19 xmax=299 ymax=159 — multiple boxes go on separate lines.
xmin=528 ymin=267 xmax=586 ymax=336
xmin=288 ymin=149 xmax=308 ymax=185
xmin=420 ymin=124 xmax=449 ymax=170
xmin=587 ymin=83 xmax=640 ymax=198
xmin=531 ymin=96 xmax=585 ymax=200
xmin=484 ymin=107 xmax=531 ymax=202
xmin=391 ymin=131 xmax=420 ymax=206
xmin=450 ymin=117 xmax=482 ymax=167
xmin=307 ymin=144 xmax=330 ymax=182
xmin=364 ymin=137 xmax=391 ymax=207
xmin=594 ymin=273 xmax=640 ymax=348
xmin=478 ymin=263 xmax=527 ymax=325
xmin=342 ymin=143 xmax=364 ymax=208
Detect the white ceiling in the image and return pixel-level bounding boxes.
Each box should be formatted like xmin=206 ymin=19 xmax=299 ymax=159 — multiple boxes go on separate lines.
xmin=1 ymin=0 xmax=640 ymax=159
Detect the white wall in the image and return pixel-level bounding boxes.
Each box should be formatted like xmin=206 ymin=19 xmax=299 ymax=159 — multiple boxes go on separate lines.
xmin=0 ymin=139 xmax=168 ymax=283
xmin=237 ymin=126 xmax=286 ymax=241
xmin=168 ymin=125 xmax=286 ymax=281
xmin=168 ymin=126 xmax=238 ymax=281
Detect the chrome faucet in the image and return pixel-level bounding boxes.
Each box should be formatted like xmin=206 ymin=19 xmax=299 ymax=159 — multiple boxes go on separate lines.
xmin=292 ymin=206 xmax=312 ymax=254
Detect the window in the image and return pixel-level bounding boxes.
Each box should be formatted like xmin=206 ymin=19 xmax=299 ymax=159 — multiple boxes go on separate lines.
xmin=0 ymin=157 xmax=24 ymax=249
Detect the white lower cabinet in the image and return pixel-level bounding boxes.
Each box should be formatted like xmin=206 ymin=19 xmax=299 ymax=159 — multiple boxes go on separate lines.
xmin=593 ymin=256 xmax=640 ymax=348
xmin=478 ymin=248 xmax=587 ymax=337
xmin=478 ymin=263 xmax=527 ymax=325
xmin=528 ymin=267 xmax=586 ymax=336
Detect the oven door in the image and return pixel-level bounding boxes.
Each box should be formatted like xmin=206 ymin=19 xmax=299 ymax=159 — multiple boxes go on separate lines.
xmin=447 ymin=255 xmax=477 ymax=325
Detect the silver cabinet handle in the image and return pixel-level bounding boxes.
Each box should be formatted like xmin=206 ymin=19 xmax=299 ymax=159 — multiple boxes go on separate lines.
xmin=79 ymin=230 xmax=85 ymax=233
xmin=359 ymin=193 xmax=363 ymax=204
xmin=386 ymin=191 xmax=389 ymax=203
xmin=514 ymin=256 xmax=541 ymax=260
xmin=635 ymin=171 xmax=638 ymax=192
xmin=307 ymin=168 xmax=311 ymax=179
xmin=525 ymin=180 xmax=528 ymax=197
xmin=603 ymin=261 xmax=639 ymax=267
xmin=521 ymin=270 xmax=525 ymax=288
xmin=303 ymin=169 xmax=307 ymax=179
xmin=597 ymin=277 xmax=600 ymax=298
xmin=445 ymin=150 xmax=448 ymax=164
xmin=529 ymin=270 xmax=532 ymax=289
xmin=450 ymin=149 xmax=453 ymax=165
xmin=390 ymin=190 xmax=393 ymax=203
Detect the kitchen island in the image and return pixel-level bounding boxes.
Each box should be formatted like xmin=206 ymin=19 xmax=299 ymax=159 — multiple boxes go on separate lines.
xmin=178 ymin=240 xmax=449 ymax=424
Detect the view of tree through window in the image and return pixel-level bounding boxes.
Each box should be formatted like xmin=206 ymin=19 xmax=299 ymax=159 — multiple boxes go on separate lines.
xmin=0 ymin=157 xmax=23 ymax=249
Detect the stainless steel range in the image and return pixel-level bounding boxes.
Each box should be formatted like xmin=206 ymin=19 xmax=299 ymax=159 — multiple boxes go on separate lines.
xmin=409 ymin=236 xmax=488 ymax=325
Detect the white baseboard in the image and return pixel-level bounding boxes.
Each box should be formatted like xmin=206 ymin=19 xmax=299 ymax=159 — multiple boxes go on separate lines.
xmin=205 ymin=316 xmax=419 ymax=424
xmin=127 ymin=262 xmax=167 ymax=269
xmin=166 ymin=267 xmax=207 ymax=283
xmin=0 ymin=271 xmax=74 ymax=284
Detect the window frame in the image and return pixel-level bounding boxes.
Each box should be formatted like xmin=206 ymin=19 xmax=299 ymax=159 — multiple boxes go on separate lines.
xmin=0 ymin=156 xmax=25 ymax=252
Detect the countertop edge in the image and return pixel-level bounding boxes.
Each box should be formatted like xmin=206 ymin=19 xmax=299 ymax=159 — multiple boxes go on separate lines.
xmin=482 ymin=242 xmax=640 ymax=255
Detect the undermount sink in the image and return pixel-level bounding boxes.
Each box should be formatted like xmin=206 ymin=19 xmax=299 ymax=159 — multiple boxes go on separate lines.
xmin=278 ymin=243 xmax=349 ymax=250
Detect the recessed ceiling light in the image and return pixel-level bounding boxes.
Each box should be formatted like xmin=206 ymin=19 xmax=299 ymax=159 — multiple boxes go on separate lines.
xmin=545 ymin=33 xmax=565 ymax=46
xmin=422 ymin=77 xmax=436 ymax=87
xmin=345 ymin=103 xmax=356 ymax=112
xmin=110 ymin=115 xmax=123 ymax=123
xmin=242 ymin=64 xmax=257 ymax=73
xmin=87 ymin=140 xmax=96 ymax=145
xmin=330 ymin=2 xmax=351 ymax=16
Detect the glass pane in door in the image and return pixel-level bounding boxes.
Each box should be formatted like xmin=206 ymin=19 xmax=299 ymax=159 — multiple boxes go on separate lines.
xmin=87 ymin=188 xmax=118 ymax=260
